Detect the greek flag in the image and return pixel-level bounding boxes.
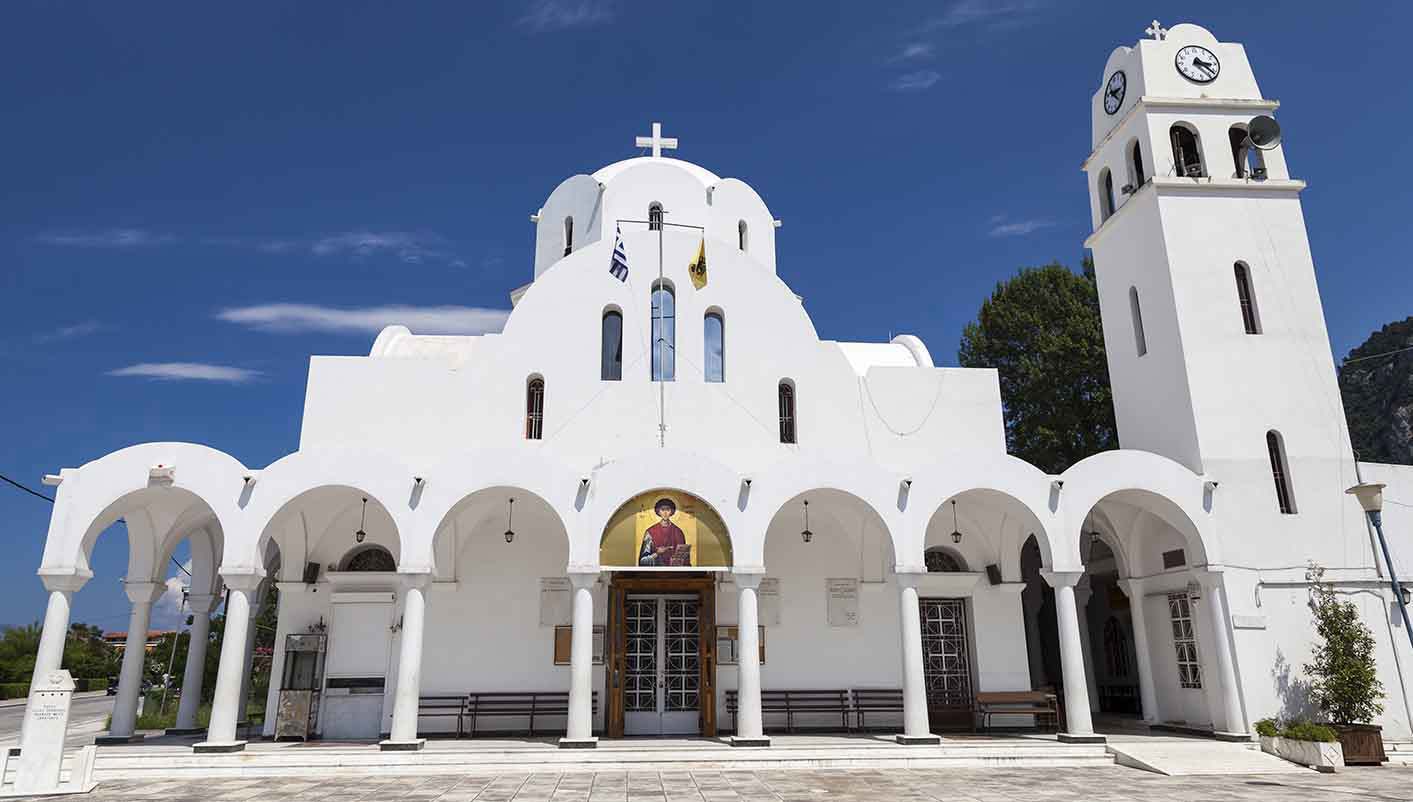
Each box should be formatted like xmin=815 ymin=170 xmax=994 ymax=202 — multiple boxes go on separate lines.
xmin=609 ymin=225 xmax=629 ymax=282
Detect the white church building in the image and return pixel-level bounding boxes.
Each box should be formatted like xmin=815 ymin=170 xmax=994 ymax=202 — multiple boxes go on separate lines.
xmin=22 ymin=23 xmax=1413 ymax=757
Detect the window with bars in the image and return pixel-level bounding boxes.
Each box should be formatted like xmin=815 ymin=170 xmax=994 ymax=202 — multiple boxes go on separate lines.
xmin=1167 ymin=592 xmax=1202 ymax=689
xmin=1234 ymin=262 xmax=1261 ymax=334
xmin=648 ymin=202 xmax=663 ymax=232
xmin=525 ymin=377 xmax=545 ymax=440
xmin=778 ymin=381 xmax=796 ymax=444
xmin=924 ymin=548 xmax=966 ymax=573
xmin=1266 ymin=430 xmax=1296 ymax=514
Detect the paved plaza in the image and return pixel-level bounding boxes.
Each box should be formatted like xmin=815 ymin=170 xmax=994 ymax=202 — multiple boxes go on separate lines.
xmin=23 ymin=766 xmax=1413 ymax=802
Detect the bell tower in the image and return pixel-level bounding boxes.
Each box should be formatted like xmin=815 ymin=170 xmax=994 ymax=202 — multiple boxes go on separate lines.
xmin=1083 ymin=23 xmax=1354 ymax=532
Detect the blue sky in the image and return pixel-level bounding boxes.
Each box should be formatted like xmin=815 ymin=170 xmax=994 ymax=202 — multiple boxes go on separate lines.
xmin=3 ymin=1 xmax=1410 ymax=630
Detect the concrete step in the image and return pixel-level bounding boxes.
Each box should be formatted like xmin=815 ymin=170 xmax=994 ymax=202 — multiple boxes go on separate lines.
xmin=1385 ymin=740 xmax=1413 ymax=766
xmin=92 ymin=740 xmax=1114 ymax=780
xmin=1106 ymin=740 xmax=1312 ymax=776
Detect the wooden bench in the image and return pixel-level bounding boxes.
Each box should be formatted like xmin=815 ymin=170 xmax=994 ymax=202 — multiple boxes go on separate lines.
xmin=463 ymin=691 xmax=597 ymax=738
xmin=972 ymin=691 xmax=1058 ymax=732
xmin=851 ymin=688 xmax=904 ymax=732
xmin=725 ymin=689 xmax=851 ymax=734
xmin=417 ymin=694 xmax=469 ymax=737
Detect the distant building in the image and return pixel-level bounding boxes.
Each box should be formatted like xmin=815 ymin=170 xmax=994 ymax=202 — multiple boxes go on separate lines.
xmin=101 ymin=630 xmax=175 ymax=654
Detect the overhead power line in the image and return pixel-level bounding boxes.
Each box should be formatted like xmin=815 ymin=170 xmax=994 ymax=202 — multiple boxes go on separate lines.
xmin=1 ymin=473 xmax=53 ymax=503
xmin=1343 ymin=343 xmax=1413 ymax=366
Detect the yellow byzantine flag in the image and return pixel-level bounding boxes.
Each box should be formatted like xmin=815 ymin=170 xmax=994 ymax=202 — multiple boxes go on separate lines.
xmin=688 ymin=238 xmax=708 ymax=289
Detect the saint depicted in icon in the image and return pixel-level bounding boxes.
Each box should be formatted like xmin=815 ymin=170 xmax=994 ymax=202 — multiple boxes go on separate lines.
xmin=639 ymin=497 xmax=692 ymax=566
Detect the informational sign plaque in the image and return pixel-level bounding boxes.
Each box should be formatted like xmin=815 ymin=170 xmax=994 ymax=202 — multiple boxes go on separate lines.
xmin=826 ymin=578 xmax=860 ymax=627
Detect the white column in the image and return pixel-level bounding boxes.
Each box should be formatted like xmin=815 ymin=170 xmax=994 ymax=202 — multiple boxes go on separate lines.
xmin=1042 ymin=571 xmax=1102 ymax=743
xmin=234 ymin=596 xmax=263 ymax=727
xmin=729 ymin=572 xmax=769 ymax=746
xmin=383 ymin=573 xmax=432 ymax=750
xmin=195 ymin=574 xmax=261 ymax=752
xmin=1197 ymin=571 xmax=1248 ymax=737
xmin=171 ymin=594 xmax=217 ymax=733
xmin=1074 ymin=581 xmax=1100 ymax=713
xmin=896 ymin=572 xmax=940 ymax=744
xmin=561 ymin=572 xmax=600 ymax=748
xmin=19 ymin=575 xmax=88 ymax=747
xmin=1118 ymin=578 xmax=1160 ymax=723
xmin=103 ymin=581 xmax=164 ymax=742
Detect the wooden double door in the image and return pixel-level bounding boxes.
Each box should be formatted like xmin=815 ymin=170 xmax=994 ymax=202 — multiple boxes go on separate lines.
xmin=605 ymin=574 xmax=717 ymax=737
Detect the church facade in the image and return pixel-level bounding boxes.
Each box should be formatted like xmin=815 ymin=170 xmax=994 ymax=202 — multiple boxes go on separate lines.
xmin=23 ymin=23 xmax=1413 ymax=755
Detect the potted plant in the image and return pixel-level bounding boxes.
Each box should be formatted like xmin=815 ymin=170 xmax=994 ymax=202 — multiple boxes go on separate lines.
xmin=1304 ymin=565 xmax=1387 ymax=765
xmin=1256 ymin=718 xmax=1344 ymax=772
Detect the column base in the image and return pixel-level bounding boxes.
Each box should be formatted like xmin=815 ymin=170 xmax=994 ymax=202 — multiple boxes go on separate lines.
xmin=558 ymin=737 xmax=599 ymax=749
xmin=729 ymin=736 xmax=771 ymax=747
xmin=1213 ymin=730 xmax=1252 ymax=742
xmin=95 ymin=733 xmax=146 ymax=746
xmin=379 ymin=738 xmax=426 ymax=752
xmin=164 ymin=727 xmax=208 ymax=736
xmin=192 ymin=740 xmax=247 ymax=753
xmin=1057 ymin=732 xmax=1106 ymax=744
xmin=895 ymin=734 xmax=941 ymax=745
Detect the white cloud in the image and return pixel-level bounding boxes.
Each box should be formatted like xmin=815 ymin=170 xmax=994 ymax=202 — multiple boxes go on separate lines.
xmin=35 ymin=320 xmax=103 ymax=343
xmin=988 ymin=217 xmax=1055 ymax=237
xmin=107 ymin=362 xmax=263 ymax=383
xmin=891 ymin=43 xmax=935 ymax=62
xmin=151 ymin=563 xmax=192 ymax=630
xmin=926 ymin=0 xmax=1049 ymax=30
xmin=890 ymin=70 xmax=942 ymax=91
xmin=37 ymin=229 xmax=175 ymax=248
xmin=519 ymin=0 xmax=614 ymax=32
xmin=216 ymin=303 xmax=511 ymax=336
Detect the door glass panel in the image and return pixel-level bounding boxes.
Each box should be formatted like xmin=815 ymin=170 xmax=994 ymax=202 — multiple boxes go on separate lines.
xmin=664 ymin=599 xmax=700 ymax=712
xmin=920 ymin=598 xmax=973 ymax=710
xmin=624 ymin=597 xmax=657 ymax=713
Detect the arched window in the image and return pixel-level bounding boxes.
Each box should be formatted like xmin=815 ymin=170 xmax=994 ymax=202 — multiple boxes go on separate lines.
xmin=778 ymin=380 xmax=796 ymax=444
xmin=601 ymin=309 xmax=623 ymax=380
xmin=704 ymin=310 xmax=724 ymax=383
xmin=1266 ymin=430 xmax=1296 ymax=514
xmin=1098 ymin=169 xmax=1116 ymax=221
xmin=1234 ymin=262 xmax=1261 ymax=334
xmin=650 ymin=280 xmax=675 ymax=381
xmin=525 ymin=376 xmax=545 ymax=439
xmin=1129 ymin=286 xmax=1148 ymax=356
xmin=925 ymin=547 xmax=967 ymax=573
xmin=648 ymin=202 xmax=663 ymax=232
xmin=341 ymin=545 xmax=395 ymax=573
xmin=1130 ymin=139 xmax=1146 ymax=187
xmin=1170 ymin=124 xmax=1204 ymax=177
xmin=738 ymin=220 xmax=749 ymax=252
xmin=563 ymin=216 xmax=574 ymax=257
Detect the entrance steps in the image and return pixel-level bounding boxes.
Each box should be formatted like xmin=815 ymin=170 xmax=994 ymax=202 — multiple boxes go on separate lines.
xmin=1385 ymin=740 xmax=1413 ymax=766
xmin=91 ymin=735 xmax=1113 ymax=780
xmin=1105 ymin=737 xmax=1312 ymax=776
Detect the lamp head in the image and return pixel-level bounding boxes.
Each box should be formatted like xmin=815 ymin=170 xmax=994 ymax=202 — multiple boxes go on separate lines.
xmin=1346 ymin=482 xmax=1386 ymax=514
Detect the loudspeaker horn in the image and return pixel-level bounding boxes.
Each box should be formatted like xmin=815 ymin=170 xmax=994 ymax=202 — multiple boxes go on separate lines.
xmin=1247 ymin=115 xmax=1281 ymax=150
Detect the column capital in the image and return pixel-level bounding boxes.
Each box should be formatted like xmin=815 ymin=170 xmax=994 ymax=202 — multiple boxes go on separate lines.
xmin=220 ymin=571 xmax=265 ymax=594
xmin=398 ymin=572 xmax=434 ymax=591
xmin=1040 ymin=570 xmax=1085 ymax=589
xmin=567 ymin=571 xmax=600 ymax=591
xmin=39 ymin=570 xmax=91 ymax=594
xmin=732 ymin=571 xmax=765 ymax=591
xmin=186 ymin=594 xmax=219 ymax=615
xmin=894 ymin=570 xmax=926 ymax=590
xmin=124 ymin=581 xmax=165 ymax=605
xmin=1195 ymin=568 xmax=1228 ymax=589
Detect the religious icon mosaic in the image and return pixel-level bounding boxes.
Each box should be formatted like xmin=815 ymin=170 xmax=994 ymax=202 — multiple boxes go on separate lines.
xmin=599 ymin=490 xmax=732 ymax=568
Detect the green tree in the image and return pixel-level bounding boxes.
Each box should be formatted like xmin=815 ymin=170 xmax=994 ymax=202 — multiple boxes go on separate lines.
xmin=1339 ymin=317 xmax=1413 ymax=465
xmin=959 ymin=259 xmax=1118 ymax=473
xmin=1304 ymin=565 xmax=1384 ymax=723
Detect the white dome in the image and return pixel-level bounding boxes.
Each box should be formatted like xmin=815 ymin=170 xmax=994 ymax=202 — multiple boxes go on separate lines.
xmin=592 ymin=157 xmax=721 ymax=188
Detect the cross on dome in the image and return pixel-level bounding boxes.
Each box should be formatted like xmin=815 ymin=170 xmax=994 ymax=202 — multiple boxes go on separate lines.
xmin=635 ymin=121 xmax=678 ymax=158
xmin=1145 ymin=20 xmax=1167 ymax=41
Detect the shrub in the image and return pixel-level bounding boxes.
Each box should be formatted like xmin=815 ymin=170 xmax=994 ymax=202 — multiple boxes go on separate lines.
xmin=1255 ymin=718 xmax=1279 ymax=737
xmin=1283 ymin=720 xmax=1338 ymax=743
xmin=1304 ymin=564 xmax=1385 ymax=723
xmin=0 ymin=682 xmax=28 ymax=700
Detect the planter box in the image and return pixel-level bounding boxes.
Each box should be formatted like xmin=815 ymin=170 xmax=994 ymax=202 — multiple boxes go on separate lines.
xmin=1260 ymin=735 xmax=1345 ymax=773
xmin=1331 ymin=723 xmax=1388 ymax=766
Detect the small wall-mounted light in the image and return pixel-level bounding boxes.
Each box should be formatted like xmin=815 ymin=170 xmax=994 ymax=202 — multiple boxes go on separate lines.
xmin=1186 ymin=579 xmax=1203 ymax=602
xmin=800 ymin=500 xmax=813 ymax=544
xmin=243 ymin=472 xmax=260 ymax=486
xmin=741 ymin=476 xmax=753 ymax=488
xmin=900 ymin=477 xmax=913 ymax=490
xmin=413 ymin=476 xmax=424 ymax=487
xmin=949 ymin=499 xmax=963 ymax=544
xmin=354 ymin=497 xmax=368 ymax=544
xmin=42 ymin=474 xmax=63 ymax=487
xmin=1204 ymin=480 xmax=1220 ymax=493
xmin=579 ymin=476 xmax=591 ymax=488
xmin=504 ymin=497 xmax=516 ymax=543
xmin=1051 ymin=479 xmax=1064 ymax=492
xmin=529 ymin=212 xmax=541 ymax=223
xmin=1121 ymin=183 xmax=1136 ymax=195
xmin=150 ymin=464 xmax=176 ymax=483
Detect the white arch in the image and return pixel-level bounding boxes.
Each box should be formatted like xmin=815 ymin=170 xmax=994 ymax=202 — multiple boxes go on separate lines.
xmin=745 ymin=457 xmax=903 ymax=570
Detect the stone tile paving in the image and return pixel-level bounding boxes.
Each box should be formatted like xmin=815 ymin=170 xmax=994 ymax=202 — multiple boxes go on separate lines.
xmin=15 ymin=766 xmax=1413 ymax=801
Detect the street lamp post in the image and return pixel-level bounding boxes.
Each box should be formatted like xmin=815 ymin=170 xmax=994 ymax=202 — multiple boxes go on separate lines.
xmin=1347 ymin=482 xmax=1413 ymax=653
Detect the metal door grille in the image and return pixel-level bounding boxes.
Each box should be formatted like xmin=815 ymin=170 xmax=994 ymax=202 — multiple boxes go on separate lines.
xmin=664 ymin=599 xmax=700 ymax=711
xmin=1167 ymin=592 xmax=1203 ymax=689
xmin=624 ymin=597 xmax=657 ymax=712
xmin=920 ymin=598 xmax=972 ymax=709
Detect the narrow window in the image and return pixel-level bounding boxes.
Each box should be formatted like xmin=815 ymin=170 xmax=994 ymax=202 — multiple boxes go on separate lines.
xmin=650 ymin=280 xmax=675 ymax=381
xmin=738 ymin=220 xmax=748 ymax=252
xmin=778 ymin=381 xmax=796 ymax=444
xmin=1170 ymin=125 xmax=1204 ymax=177
xmin=648 ymin=202 xmax=663 ymax=232
xmin=1129 ymin=286 xmax=1148 ymax=356
xmin=704 ymin=310 xmax=724 ymax=383
xmin=601 ymin=309 xmax=623 ymax=380
xmin=563 ymin=216 xmax=574 ymax=257
xmin=1234 ymin=262 xmax=1260 ymax=334
xmin=1130 ymin=140 xmax=1146 ymax=187
xmin=1099 ymin=169 xmax=1116 ymax=221
xmin=525 ymin=377 xmax=545 ymax=439
xmin=1266 ymin=430 xmax=1296 ymax=514
xmin=1167 ymin=593 xmax=1203 ymax=689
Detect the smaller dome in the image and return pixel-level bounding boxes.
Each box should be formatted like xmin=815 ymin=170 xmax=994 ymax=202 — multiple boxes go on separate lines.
xmin=592 ymin=157 xmax=722 ymax=189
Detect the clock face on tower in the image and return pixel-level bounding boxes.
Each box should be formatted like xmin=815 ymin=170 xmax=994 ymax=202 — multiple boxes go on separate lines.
xmin=1175 ymin=45 xmax=1220 ymax=83
xmin=1104 ymin=70 xmax=1126 ymax=115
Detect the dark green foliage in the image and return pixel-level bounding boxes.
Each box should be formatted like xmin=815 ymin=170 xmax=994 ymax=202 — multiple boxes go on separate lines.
xmin=1255 ymin=717 xmax=1279 ymax=737
xmin=1305 ymin=566 xmax=1385 ymax=724
xmin=0 ymin=621 xmax=119 ymax=687
xmin=1256 ymin=715 xmax=1338 ymax=742
xmin=958 ymin=258 xmax=1118 ymax=473
xmin=1339 ymin=317 xmax=1413 ymax=465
